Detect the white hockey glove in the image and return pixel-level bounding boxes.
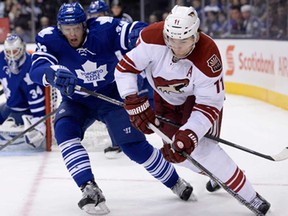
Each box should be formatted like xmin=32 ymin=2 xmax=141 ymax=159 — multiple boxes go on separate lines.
xmin=22 ymin=115 xmax=46 ymax=148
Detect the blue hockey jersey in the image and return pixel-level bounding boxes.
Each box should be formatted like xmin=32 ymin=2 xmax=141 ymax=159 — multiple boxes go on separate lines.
xmin=0 ymin=52 xmax=45 ymax=118
xmin=30 ymin=17 xmax=144 ymax=106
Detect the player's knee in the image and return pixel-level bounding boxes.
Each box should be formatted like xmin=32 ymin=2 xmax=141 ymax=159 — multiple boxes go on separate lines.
xmin=54 ymin=117 xmax=83 ymax=143
xmin=120 ymin=140 xmax=154 ymax=164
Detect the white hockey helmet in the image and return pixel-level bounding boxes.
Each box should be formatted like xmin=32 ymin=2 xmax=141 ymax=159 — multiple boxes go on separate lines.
xmin=4 ymin=34 xmax=26 ymax=62
xmin=163 ymin=5 xmax=200 ymax=40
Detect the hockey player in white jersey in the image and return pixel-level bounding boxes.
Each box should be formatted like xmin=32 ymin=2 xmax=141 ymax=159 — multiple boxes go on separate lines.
xmin=0 ymin=34 xmax=46 ymax=150
xmin=115 ymin=5 xmax=271 ymax=215
xmin=30 ymin=2 xmax=195 ymax=215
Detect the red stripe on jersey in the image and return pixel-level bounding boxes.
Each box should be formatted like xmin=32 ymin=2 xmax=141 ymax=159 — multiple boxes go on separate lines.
xmin=192 ymin=104 xmax=219 ymax=123
xmin=116 ymin=55 xmax=141 ymax=74
xmin=225 ymin=167 xmax=246 ymax=192
xmin=206 ymin=109 xmax=223 ymax=138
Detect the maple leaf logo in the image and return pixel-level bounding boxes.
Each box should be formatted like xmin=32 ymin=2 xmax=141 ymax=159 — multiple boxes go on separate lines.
xmin=75 ymin=60 xmax=108 ymax=86
xmin=23 ymin=73 xmax=33 ymax=85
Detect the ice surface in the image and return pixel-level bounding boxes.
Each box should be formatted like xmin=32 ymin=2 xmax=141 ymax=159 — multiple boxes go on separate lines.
xmin=0 ymin=94 xmax=287 ymax=216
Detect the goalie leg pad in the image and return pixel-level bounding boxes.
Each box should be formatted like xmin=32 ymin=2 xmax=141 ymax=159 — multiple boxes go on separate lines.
xmin=22 ymin=115 xmax=46 ymax=148
xmin=0 ymin=120 xmax=26 ymax=146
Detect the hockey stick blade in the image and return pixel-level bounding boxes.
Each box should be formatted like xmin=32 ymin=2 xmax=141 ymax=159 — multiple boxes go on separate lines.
xmin=270 ymin=147 xmax=288 ymax=161
xmin=148 ymin=123 xmax=265 ymax=216
xmin=75 ymin=86 xmax=287 ymax=162
xmin=0 ymin=109 xmax=57 ymax=151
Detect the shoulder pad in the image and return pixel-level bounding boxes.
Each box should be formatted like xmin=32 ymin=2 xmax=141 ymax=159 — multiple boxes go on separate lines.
xmin=141 ymin=22 xmax=165 ymax=45
xmin=188 ymin=33 xmax=223 ymax=78
xmin=35 ymin=26 xmax=65 ymax=52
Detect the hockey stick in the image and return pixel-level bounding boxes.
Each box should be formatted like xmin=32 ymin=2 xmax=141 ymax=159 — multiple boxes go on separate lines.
xmin=75 ymin=85 xmax=266 ymax=214
xmin=0 ymin=109 xmax=58 ymax=151
xmin=153 ymin=116 xmax=288 ymax=162
xmin=148 ymin=123 xmax=265 ymax=216
xmin=74 ymin=85 xmax=288 ymax=162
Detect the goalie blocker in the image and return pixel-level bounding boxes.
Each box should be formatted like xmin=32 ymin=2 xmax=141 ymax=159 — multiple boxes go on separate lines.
xmin=0 ymin=115 xmax=46 ymax=152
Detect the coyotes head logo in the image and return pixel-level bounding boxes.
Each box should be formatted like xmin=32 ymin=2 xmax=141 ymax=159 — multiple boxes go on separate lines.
xmin=154 ymin=77 xmax=189 ymax=94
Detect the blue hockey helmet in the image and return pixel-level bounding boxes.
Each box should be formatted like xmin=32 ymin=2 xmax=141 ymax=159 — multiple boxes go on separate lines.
xmin=57 ymin=2 xmax=86 ymax=26
xmin=88 ymin=1 xmax=108 ymax=15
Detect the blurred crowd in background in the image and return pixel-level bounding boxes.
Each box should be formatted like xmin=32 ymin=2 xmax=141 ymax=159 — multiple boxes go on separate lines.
xmin=0 ymin=0 xmax=287 ymax=43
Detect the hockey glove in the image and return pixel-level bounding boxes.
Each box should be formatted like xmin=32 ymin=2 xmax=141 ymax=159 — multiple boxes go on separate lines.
xmin=161 ymin=129 xmax=198 ymax=163
xmin=124 ymin=94 xmax=158 ymax=134
xmin=22 ymin=115 xmax=46 ymax=148
xmin=127 ymin=22 xmax=148 ymax=49
xmin=45 ymin=65 xmax=77 ymax=96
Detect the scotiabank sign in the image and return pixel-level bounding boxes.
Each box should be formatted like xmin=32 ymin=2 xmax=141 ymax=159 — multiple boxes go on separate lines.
xmin=239 ymin=52 xmax=275 ymax=74
xmin=216 ymin=40 xmax=288 ymax=96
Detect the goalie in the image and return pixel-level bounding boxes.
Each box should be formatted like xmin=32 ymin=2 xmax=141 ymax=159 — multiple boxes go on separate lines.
xmin=0 ymin=34 xmax=46 ymax=150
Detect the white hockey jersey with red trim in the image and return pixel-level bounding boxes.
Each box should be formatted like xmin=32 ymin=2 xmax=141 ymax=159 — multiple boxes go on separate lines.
xmin=115 ymin=21 xmax=225 ymax=140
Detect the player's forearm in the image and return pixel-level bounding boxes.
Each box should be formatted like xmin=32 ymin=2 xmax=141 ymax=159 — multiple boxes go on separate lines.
xmin=115 ymin=69 xmax=138 ymax=98
xmin=29 ymin=62 xmax=52 ymax=86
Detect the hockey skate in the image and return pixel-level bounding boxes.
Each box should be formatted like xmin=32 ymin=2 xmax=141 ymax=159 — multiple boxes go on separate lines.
xmin=250 ymin=193 xmax=271 ymax=215
xmin=171 ymin=178 xmax=197 ymax=201
xmin=78 ymin=181 xmax=110 ymax=215
xmin=206 ymin=179 xmax=221 ymax=192
xmin=104 ymin=146 xmax=123 ymax=159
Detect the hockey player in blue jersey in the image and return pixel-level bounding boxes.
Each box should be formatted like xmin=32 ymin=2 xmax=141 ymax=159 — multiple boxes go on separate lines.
xmin=87 ymin=0 xmax=154 ymax=159
xmin=87 ymin=0 xmax=109 ymax=19
xmin=0 ymin=34 xmax=46 ymax=149
xmin=29 ymin=2 xmax=194 ymax=215
xmin=87 ymin=0 xmax=124 ymax=159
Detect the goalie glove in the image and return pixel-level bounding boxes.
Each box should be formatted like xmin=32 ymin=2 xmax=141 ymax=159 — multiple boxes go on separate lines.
xmin=22 ymin=115 xmax=46 ymax=148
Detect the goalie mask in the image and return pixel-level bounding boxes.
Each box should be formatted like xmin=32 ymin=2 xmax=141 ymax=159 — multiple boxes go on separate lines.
xmin=4 ymin=34 xmax=26 ymax=75
xmin=163 ymin=5 xmax=200 ymax=60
